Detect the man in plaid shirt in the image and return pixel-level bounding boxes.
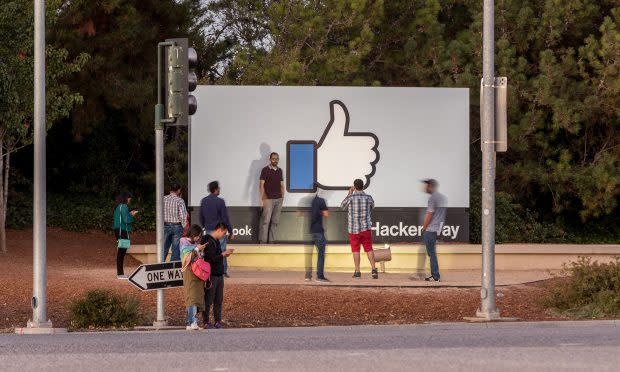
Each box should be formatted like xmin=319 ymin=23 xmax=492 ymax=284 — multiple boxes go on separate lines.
xmin=163 ymin=182 xmax=188 ymax=262
xmin=341 ymin=178 xmax=378 ymax=279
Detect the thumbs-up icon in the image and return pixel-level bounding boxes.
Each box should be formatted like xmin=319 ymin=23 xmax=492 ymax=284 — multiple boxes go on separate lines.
xmin=287 ymin=100 xmax=379 ymax=192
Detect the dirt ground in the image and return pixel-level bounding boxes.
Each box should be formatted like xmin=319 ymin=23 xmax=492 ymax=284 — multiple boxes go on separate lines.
xmin=0 ymin=229 xmax=563 ymax=331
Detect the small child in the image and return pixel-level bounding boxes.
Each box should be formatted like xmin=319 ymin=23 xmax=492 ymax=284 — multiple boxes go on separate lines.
xmin=181 ymin=224 xmax=206 ymax=330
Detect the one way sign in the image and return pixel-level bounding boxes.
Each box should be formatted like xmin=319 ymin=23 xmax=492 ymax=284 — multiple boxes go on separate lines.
xmin=128 ymin=261 xmax=183 ymax=291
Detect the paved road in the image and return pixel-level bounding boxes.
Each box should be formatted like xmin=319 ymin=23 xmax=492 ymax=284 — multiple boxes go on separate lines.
xmin=1 ymin=321 xmax=618 ymax=371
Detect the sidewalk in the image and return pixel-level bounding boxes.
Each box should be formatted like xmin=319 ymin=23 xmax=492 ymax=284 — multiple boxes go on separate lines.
xmin=223 ymin=269 xmax=558 ymax=287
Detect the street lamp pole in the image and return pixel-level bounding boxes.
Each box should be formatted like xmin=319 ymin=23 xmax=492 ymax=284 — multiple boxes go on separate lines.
xmin=477 ymin=0 xmax=500 ymax=319
xmin=31 ymin=0 xmax=50 ymax=329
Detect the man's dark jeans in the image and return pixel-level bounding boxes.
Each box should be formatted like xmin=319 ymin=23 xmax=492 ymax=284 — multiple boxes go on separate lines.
xmin=312 ymin=232 xmax=326 ymax=279
xmin=163 ymin=224 xmax=183 ymax=261
xmin=203 ymin=275 xmax=224 ymax=324
xmin=423 ymin=231 xmax=440 ymax=280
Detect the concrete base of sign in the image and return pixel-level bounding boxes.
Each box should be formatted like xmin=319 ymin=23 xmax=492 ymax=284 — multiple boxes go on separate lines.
xmin=129 ymin=244 xmax=620 ymax=272
xmin=15 ymin=320 xmax=67 ymax=334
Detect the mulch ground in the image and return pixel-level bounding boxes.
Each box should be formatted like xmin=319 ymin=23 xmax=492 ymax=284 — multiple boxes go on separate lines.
xmin=0 ymin=229 xmax=565 ymax=332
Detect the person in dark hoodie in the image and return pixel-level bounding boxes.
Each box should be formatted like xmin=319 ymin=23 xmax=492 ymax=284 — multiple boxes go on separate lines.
xmin=201 ymin=222 xmax=233 ymax=329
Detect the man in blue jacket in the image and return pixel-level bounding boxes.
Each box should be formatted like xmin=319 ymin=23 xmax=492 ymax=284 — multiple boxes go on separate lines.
xmin=199 ymin=181 xmax=233 ymax=277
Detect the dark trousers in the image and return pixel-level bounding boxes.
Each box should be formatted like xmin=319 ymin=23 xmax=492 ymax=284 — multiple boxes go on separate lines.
xmin=114 ymin=230 xmax=129 ymax=275
xmin=313 ymin=232 xmax=326 ymax=278
xmin=203 ymin=275 xmax=224 ymax=323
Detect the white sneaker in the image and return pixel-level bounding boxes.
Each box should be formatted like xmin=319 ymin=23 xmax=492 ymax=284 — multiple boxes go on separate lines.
xmin=187 ymin=322 xmax=200 ymax=330
xmin=117 ymin=275 xmax=128 ymax=280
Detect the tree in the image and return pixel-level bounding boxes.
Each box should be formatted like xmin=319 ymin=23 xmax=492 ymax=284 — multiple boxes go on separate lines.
xmin=46 ymin=0 xmax=210 ymax=197
xmin=0 ymin=0 xmax=88 ymax=253
xmin=203 ymin=0 xmax=619 ymax=238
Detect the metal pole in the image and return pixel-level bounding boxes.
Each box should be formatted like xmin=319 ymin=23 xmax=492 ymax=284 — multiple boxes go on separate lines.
xmin=477 ymin=0 xmax=499 ymax=319
xmin=153 ymin=42 xmax=173 ymax=327
xmin=30 ymin=0 xmax=50 ymax=328
xmin=154 ymin=126 xmax=166 ymax=327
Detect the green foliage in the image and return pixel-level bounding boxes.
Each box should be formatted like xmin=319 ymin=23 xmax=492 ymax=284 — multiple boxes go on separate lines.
xmin=7 ymin=193 xmax=155 ymax=231
xmin=543 ymin=257 xmax=620 ymax=318
xmin=211 ymin=0 xmax=619 ymax=233
xmin=0 ymin=0 xmax=88 ymax=148
xmin=5 ymin=0 xmax=618 ymax=243
xmin=469 ymin=181 xmax=568 ymax=243
xmin=209 ymin=0 xmax=385 ymax=85
xmin=40 ymin=0 xmax=208 ymax=198
xmin=69 ymin=289 xmax=146 ymax=329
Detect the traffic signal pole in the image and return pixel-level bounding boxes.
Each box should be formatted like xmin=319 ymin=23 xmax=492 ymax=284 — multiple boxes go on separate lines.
xmin=477 ymin=0 xmax=500 ymax=319
xmin=154 ymin=42 xmax=174 ymax=327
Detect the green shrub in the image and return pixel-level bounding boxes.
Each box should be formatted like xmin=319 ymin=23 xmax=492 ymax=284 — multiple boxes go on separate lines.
xmin=69 ymin=289 xmax=146 ymax=329
xmin=543 ymin=257 xmax=620 ymax=318
xmin=7 ymin=193 xmax=156 ymax=231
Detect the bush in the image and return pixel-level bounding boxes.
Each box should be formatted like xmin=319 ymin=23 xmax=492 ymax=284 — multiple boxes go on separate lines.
xmin=542 ymin=257 xmax=620 ymax=318
xmin=69 ymin=289 xmax=146 ymax=329
xmin=7 ymin=193 xmax=156 ymax=231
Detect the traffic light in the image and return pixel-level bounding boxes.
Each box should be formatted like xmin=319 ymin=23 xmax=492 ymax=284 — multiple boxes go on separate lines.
xmin=164 ymin=38 xmax=198 ymax=126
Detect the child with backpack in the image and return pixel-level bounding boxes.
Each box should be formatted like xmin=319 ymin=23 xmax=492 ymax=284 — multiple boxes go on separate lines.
xmin=181 ymin=224 xmax=208 ymax=330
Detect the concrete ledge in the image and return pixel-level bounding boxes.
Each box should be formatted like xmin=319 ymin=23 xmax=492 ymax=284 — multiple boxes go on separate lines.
xmin=128 ymin=243 xmax=620 ymax=272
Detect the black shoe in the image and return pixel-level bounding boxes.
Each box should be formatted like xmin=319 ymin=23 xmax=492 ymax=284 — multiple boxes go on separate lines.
xmin=223 ymin=273 xmax=230 ymax=278
xmin=424 ymin=276 xmax=441 ymax=282
xmin=315 ymin=277 xmax=330 ymax=283
xmin=371 ymin=268 xmax=379 ymax=279
xmin=352 ymin=271 xmax=361 ymax=279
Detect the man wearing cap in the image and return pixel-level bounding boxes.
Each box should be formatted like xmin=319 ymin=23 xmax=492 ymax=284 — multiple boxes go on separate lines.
xmin=421 ymin=179 xmax=447 ymax=282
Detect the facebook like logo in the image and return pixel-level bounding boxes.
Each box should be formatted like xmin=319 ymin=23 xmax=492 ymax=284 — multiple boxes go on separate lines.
xmin=286 ymin=100 xmax=379 ymax=192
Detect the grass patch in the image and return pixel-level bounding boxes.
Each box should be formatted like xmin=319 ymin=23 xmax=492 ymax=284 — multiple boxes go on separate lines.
xmin=542 ymin=257 xmax=620 ymax=318
xmin=68 ymin=289 xmax=146 ymax=330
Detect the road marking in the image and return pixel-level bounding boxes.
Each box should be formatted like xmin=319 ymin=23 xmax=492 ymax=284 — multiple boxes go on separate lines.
xmin=212 ymin=368 xmax=229 ymax=371
xmin=559 ymin=343 xmax=583 ymax=347
xmin=264 ymin=359 xmax=280 ymax=362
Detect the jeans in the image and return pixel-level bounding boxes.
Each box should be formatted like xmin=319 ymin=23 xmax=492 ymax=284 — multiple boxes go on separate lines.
xmin=203 ymin=275 xmax=224 ymax=323
xmin=423 ymin=231 xmax=440 ymax=280
xmin=207 ymin=231 xmax=228 ymax=274
xmin=260 ymin=198 xmax=283 ymax=243
xmin=186 ymin=305 xmax=198 ymax=326
xmin=312 ymin=232 xmax=326 ymax=279
xmin=163 ymin=224 xmax=183 ymax=261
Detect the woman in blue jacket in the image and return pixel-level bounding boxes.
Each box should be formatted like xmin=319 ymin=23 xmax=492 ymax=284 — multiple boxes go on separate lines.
xmin=113 ymin=191 xmax=138 ymax=278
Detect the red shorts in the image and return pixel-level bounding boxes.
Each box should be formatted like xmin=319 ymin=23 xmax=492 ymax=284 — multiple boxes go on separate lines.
xmin=349 ymin=230 xmax=373 ymax=253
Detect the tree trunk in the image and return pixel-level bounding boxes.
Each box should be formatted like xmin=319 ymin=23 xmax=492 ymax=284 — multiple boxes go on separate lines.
xmin=0 ymin=139 xmax=5 ymax=254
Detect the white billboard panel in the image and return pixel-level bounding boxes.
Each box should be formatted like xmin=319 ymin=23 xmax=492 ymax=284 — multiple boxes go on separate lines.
xmin=189 ymin=86 xmax=469 ymax=208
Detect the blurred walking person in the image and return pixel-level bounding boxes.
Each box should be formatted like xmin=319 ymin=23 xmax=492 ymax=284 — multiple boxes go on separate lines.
xmin=306 ymin=193 xmax=330 ymax=282
xmin=421 ymin=179 xmax=447 ymax=282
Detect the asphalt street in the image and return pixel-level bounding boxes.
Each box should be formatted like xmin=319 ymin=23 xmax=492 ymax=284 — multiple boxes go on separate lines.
xmin=1 ymin=321 xmax=618 ymax=371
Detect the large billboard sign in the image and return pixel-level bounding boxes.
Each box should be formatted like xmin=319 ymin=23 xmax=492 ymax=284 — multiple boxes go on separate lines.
xmin=190 ymin=86 xmax=469 ymax=243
